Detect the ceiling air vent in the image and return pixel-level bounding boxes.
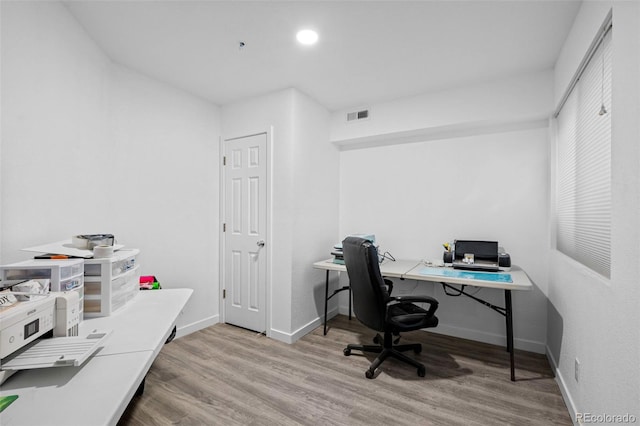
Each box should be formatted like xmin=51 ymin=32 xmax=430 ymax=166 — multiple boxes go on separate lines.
xmin=346 ymin=109 xmax=369 ymax=122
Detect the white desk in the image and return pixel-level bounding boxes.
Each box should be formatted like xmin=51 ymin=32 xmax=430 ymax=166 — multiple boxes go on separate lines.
xmin=313 ymin=258 xmax=421 ymax=276
xmin=78 ymin=289 xmax=191 ymax=357
xmin=0 ymin=288 xmax=193 ymax=426
xmin=313 ymin=259 xmax=532 ymax=381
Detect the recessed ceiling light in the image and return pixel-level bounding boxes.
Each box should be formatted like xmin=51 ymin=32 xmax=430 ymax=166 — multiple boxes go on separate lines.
xmin=296 ymin=29 xmax=318 ymax=45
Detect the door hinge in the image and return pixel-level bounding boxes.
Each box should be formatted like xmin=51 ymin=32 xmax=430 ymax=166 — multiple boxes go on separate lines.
xmin=223 ymin=289 xmax=226 ymax=299
xmin=223 ymin=156 xmax=226 ymax=166
xmin=223 ymin=223 xmax=226 ymax=232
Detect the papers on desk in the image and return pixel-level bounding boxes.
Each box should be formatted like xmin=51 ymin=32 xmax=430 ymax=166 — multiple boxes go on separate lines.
xmin=22 ymin=240 xmax=125 ymax=259
xmin=331 ymin=248 xmax=345 ymax=265
xmin=418 ymin=267 xmax=513 ymax=283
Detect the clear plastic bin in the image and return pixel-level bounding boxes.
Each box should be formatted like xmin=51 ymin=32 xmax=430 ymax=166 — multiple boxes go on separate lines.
xmin=0 ymin=259 xmax=85 ymax=322
xmin=83 ymin=250 xmax=138 ymax=277
xmin=82 ymin=249 xmax=140 ymax=318
xmin=1 ymin=259 xmax=84 ymax=283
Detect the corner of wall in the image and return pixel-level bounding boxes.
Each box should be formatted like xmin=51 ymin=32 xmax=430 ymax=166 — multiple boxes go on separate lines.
xmin=289 ymin=88 xmax=339 ymax=336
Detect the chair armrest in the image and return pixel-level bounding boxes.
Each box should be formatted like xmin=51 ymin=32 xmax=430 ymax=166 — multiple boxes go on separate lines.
xmin=392 ymin=295 xmax=438 ymax=305
xmin=389 ymin=295 xmax=439 ymax=317
xmin=383 ymin=278 xmax=394 ymax=295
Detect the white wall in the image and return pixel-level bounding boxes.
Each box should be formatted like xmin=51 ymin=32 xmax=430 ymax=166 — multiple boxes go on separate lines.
xmin=1 ymin=0 xmax=112 ymax=257
xmin=339 ymin=129 xmax=549 ymax=353
xmin=1 ymin=1 xmax=221 ymax=333
xmin=108 ymin=65 xmax=220 ymax=334
xmin=290 ymin=90 xmax=339 ymax=338
xmin=549 ymin=1 xmax=640 ymax=421
xmin=332 ymin=70 xmax=553 ymax=353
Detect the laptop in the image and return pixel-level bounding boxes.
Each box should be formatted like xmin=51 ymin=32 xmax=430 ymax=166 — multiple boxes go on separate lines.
xmin=452 ymin=240 xmax=500 ymax=272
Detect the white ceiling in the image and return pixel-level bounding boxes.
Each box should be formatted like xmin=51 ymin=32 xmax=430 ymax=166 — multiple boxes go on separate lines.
xmin=65 ymin=0 xmax=582 ymax=112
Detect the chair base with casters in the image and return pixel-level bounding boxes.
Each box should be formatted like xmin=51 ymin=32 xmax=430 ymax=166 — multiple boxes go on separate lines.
xmin=344 ymin=331 xmax=426 ymax=379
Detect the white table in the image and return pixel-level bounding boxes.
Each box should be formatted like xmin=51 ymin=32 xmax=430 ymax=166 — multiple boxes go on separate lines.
xmin=0 ymin=288 xmax=193 ymax=426
xmin=313 ymin=259 xmax=532 ymax=381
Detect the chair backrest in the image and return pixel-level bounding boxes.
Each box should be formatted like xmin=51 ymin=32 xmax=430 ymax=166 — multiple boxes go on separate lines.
xmin=342 ymin=236 xmax=388 ymax=332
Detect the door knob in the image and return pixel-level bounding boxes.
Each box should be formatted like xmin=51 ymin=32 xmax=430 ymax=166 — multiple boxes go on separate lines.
xmin=257 ymin=240 xmax=265 ymax=248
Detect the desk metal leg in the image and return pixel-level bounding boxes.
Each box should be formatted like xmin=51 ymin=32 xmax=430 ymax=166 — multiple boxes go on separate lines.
xmin=323 ymin=270 xmax=330 ymax=335
xmin=505 ymin=289 xmax=515 ymax=381
xmin=323 ymin=269 xmax=352 ymax=335
xmin=441 ymin=282 xmax=517 ymax=381
xmin=136 ymin=376 xmax=146 ymax=396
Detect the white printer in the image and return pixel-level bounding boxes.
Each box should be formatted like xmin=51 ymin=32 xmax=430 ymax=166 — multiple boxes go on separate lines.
xmin=0 ymin=291 xmax=109 ymax=385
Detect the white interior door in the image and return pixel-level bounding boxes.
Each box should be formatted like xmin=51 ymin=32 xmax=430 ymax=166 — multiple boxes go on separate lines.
xmin=223 ymin=133 xmax=267 ymax=332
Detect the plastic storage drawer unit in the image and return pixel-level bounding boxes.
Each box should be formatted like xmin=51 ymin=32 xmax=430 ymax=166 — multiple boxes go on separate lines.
xmin=83 ymin=249 xmax=140 ymax=317
xmin=0 ymin=258 xmax=85 ymax=320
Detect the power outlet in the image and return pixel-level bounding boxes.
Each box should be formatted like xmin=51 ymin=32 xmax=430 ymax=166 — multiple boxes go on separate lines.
xmin=575 ymin=358 xmax=580 ymax=382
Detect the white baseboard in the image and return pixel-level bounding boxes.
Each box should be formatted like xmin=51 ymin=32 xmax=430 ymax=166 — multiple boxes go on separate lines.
xmin=547 ymin=347 xmax=578 ymax=425
xmin=290 ymin=316 xmax=324 ymax=341
xmin=175 ymin=314 xmax=219 ymax=339
xmin=270 ymin=307 xmax=340 ymax=344
xmin=428 ymin=323 xmax=546 ymax=354
xmin=339 ymin=307 xmax=546 ymax=353
xmin=268 ymin=327 xmax=293 ymax=344
xmin=181 ymin=308 xmax=338 ymax=345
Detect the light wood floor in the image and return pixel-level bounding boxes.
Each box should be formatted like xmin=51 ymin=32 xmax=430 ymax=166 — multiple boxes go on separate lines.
xmin=118 ymin=315 xmax=571 ymax=425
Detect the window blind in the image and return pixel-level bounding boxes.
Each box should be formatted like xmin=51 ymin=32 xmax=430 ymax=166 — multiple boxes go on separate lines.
xmin=555 ymin=27 xmax=612 ymax=278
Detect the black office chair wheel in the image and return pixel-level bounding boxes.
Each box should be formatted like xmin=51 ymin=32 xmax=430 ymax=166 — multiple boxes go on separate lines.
xmin=414 ymin=346 xmax=422 ymax=354
xmin=365 ymin=369 xmax=375 ymax=379
xmin=373 ymin=334 xmax=380 ymax=344
xmin=418 ymin=366 xmax=426 ymax=377
xmin=343 ymin=348 xmax=351 ymax=356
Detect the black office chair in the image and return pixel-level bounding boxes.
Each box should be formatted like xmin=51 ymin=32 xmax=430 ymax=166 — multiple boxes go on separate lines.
xmin=342 ymin=236 xmax=439 ymax=379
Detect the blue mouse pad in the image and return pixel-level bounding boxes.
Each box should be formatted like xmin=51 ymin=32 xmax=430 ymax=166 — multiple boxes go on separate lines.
xmin=418 ymin=267 xmax=513 ymax=283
